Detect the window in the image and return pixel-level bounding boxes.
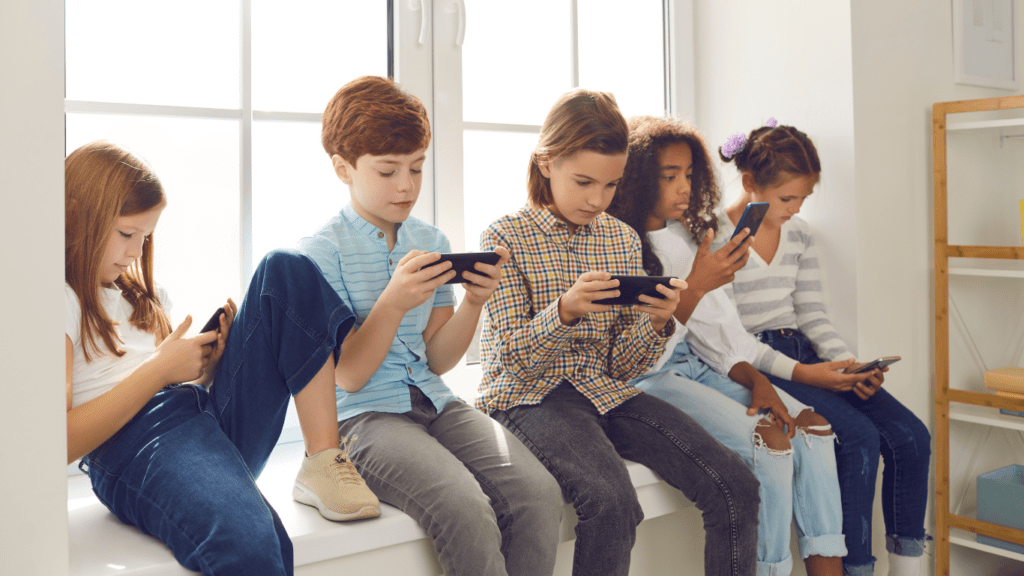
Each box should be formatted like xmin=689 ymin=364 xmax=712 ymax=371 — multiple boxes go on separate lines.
xmin=65 ymin=0 xmax=685 ymax=445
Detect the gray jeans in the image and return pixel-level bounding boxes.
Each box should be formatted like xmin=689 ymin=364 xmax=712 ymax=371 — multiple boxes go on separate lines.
xmin=338 ymin=387 xmax=563 ymax=576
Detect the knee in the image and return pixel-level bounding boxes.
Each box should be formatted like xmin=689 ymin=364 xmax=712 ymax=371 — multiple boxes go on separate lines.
xmin=793 ymin=409 xmax=832 ymax=435
xmin=575 ymin=476 xmax=643 ymax=528
xmin=259 ymin=249 xmax=319 ymax=280
xmin=891 ymin=414 xmax=932 ymax=462
xmin=754 ymin=418 xmax=792 ymax=452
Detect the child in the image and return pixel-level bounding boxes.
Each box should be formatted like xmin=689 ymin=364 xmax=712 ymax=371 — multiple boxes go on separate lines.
xmin=716 ymin=122 xmax=931 ymax=576
xmin=66 ymin=141 xmax=378 ymax=576
xmin=478 ymin=90 xmax=760 ymax=576
xmin=296 ymin=76 xmax=563 ymax=576
xmin=606 ymin=115 xmax=848 ymax=576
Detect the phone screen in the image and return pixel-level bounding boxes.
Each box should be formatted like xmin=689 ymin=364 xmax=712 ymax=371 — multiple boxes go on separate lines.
xmin=731 ymin=202 xmax=770 ymax=241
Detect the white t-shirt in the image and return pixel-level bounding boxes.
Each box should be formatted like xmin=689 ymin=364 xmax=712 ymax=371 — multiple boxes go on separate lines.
xmin=646 ymin=219 xmax=799 ymax=379
xmin=65 ymin=283 xmax=168 ymax=408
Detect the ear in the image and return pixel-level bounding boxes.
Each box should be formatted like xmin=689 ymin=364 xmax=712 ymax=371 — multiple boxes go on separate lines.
xmin=740 ymin=172 xmax=758 ymax=195
xmin=332 ymin=154 xmax=354 ymax=185
xmin=537 ymin=155 xmax=552 ymax=179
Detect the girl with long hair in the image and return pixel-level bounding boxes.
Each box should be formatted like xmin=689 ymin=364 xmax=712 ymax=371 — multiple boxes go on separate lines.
xmin=477 ymin=91 xmax=760 ymax=576
xmin=607 ymin=116 xmax=848 ymax=576
xmin=66 ymin=141 xmax=377 ymax=575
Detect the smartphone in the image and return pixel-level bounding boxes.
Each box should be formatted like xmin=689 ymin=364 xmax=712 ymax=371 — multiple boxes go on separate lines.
xmin=200 ymin=307 xmax=225 ymax=334
xmin=852 ymin=356 xmax=901 ymax=374
xmin=424 ymin=252 xmax=502 ymax=284
xmin=594 ymin=275 xmax=676 ymax=306
xmin=730 ymin=202 xmax=770 ymax=249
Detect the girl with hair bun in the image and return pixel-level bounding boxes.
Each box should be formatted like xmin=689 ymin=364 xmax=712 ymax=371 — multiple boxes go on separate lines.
xmin=607 ymin=115 xmax=848 ymax=576
xmin=478 ymin=91 xmax=760 ymax=576
xmin=66 ymin=140 xmax=378 ymax=575
xmin=718 ymin=123 xmax=931 ymax=576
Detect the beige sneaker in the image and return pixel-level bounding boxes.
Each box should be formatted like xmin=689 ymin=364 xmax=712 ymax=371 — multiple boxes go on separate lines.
xmin=293 ymin=437 xmax=381 ymax=521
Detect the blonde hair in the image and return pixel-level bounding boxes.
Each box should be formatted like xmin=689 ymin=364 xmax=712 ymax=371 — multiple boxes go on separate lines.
xmin=527 ymin=89 xmax=629 ymax=207
xmin=65 ymin=141 xmax=171 ymax=361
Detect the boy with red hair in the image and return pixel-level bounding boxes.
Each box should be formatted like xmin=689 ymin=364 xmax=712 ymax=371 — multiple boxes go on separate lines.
xmin=296 ymin=76 xmax=562 ymax=576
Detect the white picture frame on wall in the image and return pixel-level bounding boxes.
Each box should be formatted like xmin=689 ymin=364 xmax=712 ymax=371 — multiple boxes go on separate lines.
xmin=952 ymin=0 xmax=1019 ymax=90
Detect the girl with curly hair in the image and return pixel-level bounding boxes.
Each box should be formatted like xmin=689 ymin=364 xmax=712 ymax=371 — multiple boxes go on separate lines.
xmin=716 ymin=123 xmax=930 ymax=576
xmin=606 ymin=116 xmax=848 ymax=576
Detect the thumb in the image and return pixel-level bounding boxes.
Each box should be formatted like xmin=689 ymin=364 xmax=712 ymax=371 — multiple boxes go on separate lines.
xmin=166 ymin=315 xmax=192 ymax=341
xmin=699 ymin=228 xmax=714 ymax=254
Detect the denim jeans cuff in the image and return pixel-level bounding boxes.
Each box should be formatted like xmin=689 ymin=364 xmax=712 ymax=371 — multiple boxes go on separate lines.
xmin=799 ymin=534 xmax=848 ymax=559
xmin=842 ymin=558 xmax=875 ymax=576
xmin=885 ymin=534 xmax=927 ymax=557
xmin=756 ymin=552 xmax=793 ymax=576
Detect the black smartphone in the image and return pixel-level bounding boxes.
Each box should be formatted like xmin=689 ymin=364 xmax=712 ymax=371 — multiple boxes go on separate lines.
xmin=852 ymin=356 xmax=901 ymax=374
xmin=200 ymin=307 xmax=225 ymax=334
xmin=594 ymin=275 xmax=676 ymax=306
xmin=424 ymin=252 xmax=502 ymax=284
xmin=730 ymin=202 xmax=770 ymax=246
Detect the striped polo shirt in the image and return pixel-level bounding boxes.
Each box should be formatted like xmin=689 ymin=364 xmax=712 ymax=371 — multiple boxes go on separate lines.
xmin=713 ymin=211 xmax=854 ymax=364
xmin=298 ymin=204 xmax=458 ymax=421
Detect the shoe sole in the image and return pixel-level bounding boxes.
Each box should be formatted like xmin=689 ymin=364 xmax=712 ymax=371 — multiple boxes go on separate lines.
xmin=292 ymin=481 xmax=381 ymax=522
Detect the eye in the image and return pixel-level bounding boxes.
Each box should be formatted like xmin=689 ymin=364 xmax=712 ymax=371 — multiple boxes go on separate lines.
xmin=119 ymin=231 xmax=133 ymax=239
xmin=575 ymin=180 xmax=591 ymax=187
xmin=662 ymin=176 xmax=675 ymax=182
xmin=410 ymin=168 xmax=423 ymax=175
xmin=378 ymin=170 xmax=396 ymax=177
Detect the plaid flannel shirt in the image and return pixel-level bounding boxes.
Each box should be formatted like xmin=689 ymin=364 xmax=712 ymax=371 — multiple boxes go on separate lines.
xmin=477 ymin=205 xmax=676 ymax=415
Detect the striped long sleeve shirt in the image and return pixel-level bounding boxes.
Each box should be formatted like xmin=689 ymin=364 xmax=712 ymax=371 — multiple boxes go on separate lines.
xmin=713 ymin=212 xmax=854 ymax=364
xmin=477 ymin=206 xmax=676 ymax=415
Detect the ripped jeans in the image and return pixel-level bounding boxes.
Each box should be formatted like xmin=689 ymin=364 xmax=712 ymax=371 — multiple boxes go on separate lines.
xmin=757 ymin=329 xmax=930 ymax=576
xmin=635 ymin=341 xmax=846 ymax=576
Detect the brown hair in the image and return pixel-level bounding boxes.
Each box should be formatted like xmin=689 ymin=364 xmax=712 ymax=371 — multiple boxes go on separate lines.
xmin=719 ymin=124 xmax=820 ymax=188
xmin=65 ymin=141 xmax=172 ymax=361
xmin=607 ymin=116 xmax=721 ymax=276
xmin=527 ymin=89 xmax=629 ymax=207
xmin=321 ymin=76 xmax=431 ymax=166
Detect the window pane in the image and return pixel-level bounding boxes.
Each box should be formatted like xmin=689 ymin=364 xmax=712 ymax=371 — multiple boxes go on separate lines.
xmin=251 ymin=120 xmax=347 ymax=272
xmin=252 ymin=1 xmax=388 ymax=113
xmin=462 ymin=0 xmax=571 ymax=125
xmin=578 ymin=0 xmax=665 ymax=118
xmin=66 ymin=1 xmax=239 ymax=109
xmin=463 ymin=129 xmax=538 ymax=250
xmin=66 ymin=114 xmax=241 ymax=327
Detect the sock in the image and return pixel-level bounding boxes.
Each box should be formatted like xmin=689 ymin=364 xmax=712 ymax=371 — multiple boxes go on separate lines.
xmin=887 ymin=552 xmax=920 ymax=576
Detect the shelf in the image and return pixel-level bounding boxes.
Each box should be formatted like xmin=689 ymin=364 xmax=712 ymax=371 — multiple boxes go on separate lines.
xmin=947 ymin=118 xmax=1024 ymax=131
xmin=949 ymin=267 xmax=1024 ymax=279
xmin=950 ymin=403 xmax=1024 ymax=432
xmin=950 ymin=528 xmax=1024 ymax=563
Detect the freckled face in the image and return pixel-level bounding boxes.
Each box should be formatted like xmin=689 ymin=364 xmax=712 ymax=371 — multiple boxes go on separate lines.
xmin=334 ymin=149 xmax=426 ymax=231
xmin=648 ymin=142 xmax=693 ymax=230
xmin=753 ymin=172 xmax=817 ymax=228
xmin=541 ymin=149 xmax=628 ymax=233
xmin=99 ymin=201 xmax=165 ymax=286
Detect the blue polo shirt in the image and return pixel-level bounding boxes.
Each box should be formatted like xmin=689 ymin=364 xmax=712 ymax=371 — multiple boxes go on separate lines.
xmin=298 ymin=204 xmax=458 ymax=421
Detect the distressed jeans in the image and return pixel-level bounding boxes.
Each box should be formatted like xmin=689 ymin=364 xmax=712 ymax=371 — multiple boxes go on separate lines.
xmin=82 ymin=249 xmax=356 ymax=575
xmin=635 ymin=341 xmax=846 ymax=576
xmin=757 ymin=329 xmax=931 ymax=576
xmin=493 ymin=382 xmax=761 ymax=576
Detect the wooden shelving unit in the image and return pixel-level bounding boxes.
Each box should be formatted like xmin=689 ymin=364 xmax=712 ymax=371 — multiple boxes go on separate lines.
xmin=933 ymin=94 xmax=1024 ymax=575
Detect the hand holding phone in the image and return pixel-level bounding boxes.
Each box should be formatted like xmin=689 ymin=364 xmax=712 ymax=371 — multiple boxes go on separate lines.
xmin=729 ymin=202 xmax=770 ymax=254
xmin=848 ymin=356 xmax=901 ymax=374
xmin=594 ymin=275 xmax=676 ymax=306
xmin=200 ymin=307 xmax=226 ymax=335
xmin=422 ymin=252 xmax=502 ymax=284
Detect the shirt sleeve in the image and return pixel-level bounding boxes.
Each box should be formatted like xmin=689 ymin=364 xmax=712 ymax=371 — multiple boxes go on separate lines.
xmin=298 ymin=233 xmax=354 ymax=311
xmin=479 ymin=225 xmax=576 ymax=383
xmin=792 ymin=226 xmax=853 ymax=362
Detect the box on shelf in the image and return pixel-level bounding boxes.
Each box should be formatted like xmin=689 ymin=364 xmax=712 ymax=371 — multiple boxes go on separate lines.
xmin=984 ymin=367 xmax=1024 ymax=395
xmin=977 ymin=464 xmax=1024 ymax=554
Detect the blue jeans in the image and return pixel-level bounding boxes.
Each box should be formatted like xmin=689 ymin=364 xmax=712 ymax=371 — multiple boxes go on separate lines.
xmin=339 ymin=387 xmax=563 ymax=576
xmin=635 ymin=341 xmax=846 ymax=576
xmin=492 ymin=382 xmax=760 ymax=576
xmin=757 ymin=329 xmax=931 ymax=576
xmin=81 ymin=250 xmax=356 ymax=575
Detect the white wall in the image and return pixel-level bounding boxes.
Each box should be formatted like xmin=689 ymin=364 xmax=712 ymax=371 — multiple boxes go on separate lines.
xmin=850 ymin=2 xmax=1024 ymax=575
xmin=0 ymin=0 xmax=68 ymax=574
xmin=691 ymin=0 xmax=860 ymax=355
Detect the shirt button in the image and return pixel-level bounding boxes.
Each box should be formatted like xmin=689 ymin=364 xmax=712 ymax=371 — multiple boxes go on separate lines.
xmin=377 ymin=231 xmax=384 ymax=239
xmin=407 ymin=367 xmax=413 ymax=375
xmin=389 ymin=259 xmax=393 ymax=265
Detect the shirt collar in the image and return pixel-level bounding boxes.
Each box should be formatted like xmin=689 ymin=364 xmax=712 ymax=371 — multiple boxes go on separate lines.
xmin=341 ymin=203 xmax=402 ymax=241
xmin=523 ymin=204 xmax=603 ymax=237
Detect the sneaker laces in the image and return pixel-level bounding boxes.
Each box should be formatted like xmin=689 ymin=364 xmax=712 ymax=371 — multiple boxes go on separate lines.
xmin=330 ymin=435 xmax=365 ymax=486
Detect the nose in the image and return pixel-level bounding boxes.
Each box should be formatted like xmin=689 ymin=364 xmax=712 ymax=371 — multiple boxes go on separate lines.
xmin=397 ymin=169 xmax=414 ymax=193
xmin=126 ymin=237 xmax=145 ymax=259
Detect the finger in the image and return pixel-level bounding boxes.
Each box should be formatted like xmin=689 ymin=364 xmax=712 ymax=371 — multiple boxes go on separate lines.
xmin=698 ymin=228 xmax=714 ymax=255
xmin=578 ymin=270 xmax=613 ymax=283
xmin=225 ymin=297 xmax=237 ymax=321
xmin=461 ymin=269 xmax=497 ymax=288
xmin=822 ymin=358 xmax=855 ymax=371
xmin=167 ymin=316 xmax=192 ymax=341
xmin=493 ymin=246 xmax=511 ymax=267
xmin=776 ymin=409 xmax=796 ymax=438
xmin=397 ymin=249 xmax=429 ymax=266
xmin=668 ymin=278 xmax=688 ymax=291
xmin=193 ymin=329 xmax=220 ymax=347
